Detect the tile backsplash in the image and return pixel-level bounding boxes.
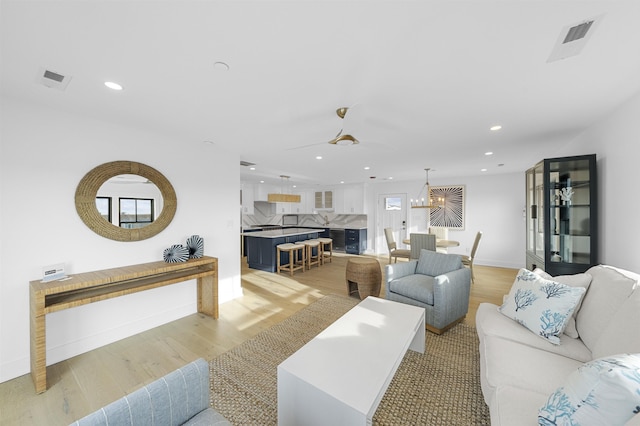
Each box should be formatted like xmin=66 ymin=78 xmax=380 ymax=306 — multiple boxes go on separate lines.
xmin=242 ymin=211 xmax=367 ymax=230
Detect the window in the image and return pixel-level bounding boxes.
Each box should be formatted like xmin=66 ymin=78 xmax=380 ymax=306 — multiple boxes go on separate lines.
xmin=119 ymin=198 xmax=154 ymax=229
xmin=385 ymin=197 xmax=402 ymax=211
xmin=96 ymin=197 xmax=112 ymax=223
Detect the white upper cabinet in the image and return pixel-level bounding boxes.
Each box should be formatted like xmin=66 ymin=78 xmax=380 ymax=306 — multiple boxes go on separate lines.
xmin=253 ymin=183 xmax=273 ymax=201
xmin=342 ymin=184 xmax=365 ymax=214
xmin=241 ymin=184 xmax=255 ymax=214
xmin=291 ymin=191 xmax=310 ymax=213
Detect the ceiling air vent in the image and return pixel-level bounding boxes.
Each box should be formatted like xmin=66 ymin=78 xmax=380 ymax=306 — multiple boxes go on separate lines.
xmin=563 ymin=21 xmax=594 ymax=44
xmin=38 ymin=67 xmax=72 ymax=90
xmin=240 ymin=161 xmax=256 ymax=167
xmin=547 ymin=15 xmax=603 ymax=63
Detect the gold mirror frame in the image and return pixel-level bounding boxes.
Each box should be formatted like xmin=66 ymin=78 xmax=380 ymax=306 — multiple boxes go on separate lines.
xmin=75 ymin=161 xmax=177 ymax=241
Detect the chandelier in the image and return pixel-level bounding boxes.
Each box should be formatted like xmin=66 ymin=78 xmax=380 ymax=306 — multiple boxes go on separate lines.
xmin=411 ymin=168 xmax=444 ymax=209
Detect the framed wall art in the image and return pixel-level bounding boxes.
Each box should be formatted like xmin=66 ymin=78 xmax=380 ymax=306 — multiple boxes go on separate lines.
xmin=429 ymin=185 xmax=465 ymax=229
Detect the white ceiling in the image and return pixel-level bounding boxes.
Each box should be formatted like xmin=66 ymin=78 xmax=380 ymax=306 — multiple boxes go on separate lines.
xmin=3 ymin=1 xmax=640 ymax=187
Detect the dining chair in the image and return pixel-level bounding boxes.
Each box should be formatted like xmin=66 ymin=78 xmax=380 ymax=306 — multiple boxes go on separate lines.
xmin=384 ymin=228 xmax=411 ymax=263
xmin=409 ymin=233 xmax=436 ymax=259
xmin=429 ymin=226 xmax=449 ymax=253
xmin=461 ymin=231 xmax=482 ymax=283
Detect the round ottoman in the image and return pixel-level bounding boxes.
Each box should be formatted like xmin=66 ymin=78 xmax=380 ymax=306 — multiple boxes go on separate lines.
xmin=345 ymin=257 xmax=382 ymax=299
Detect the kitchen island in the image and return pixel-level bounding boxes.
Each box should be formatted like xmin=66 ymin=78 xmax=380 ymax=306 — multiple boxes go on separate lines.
xmin=243 ymin=228 xmax=321 ymax=272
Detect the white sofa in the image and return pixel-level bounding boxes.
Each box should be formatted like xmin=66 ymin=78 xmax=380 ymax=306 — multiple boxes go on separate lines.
xmin=476 ymin=264 xmax=640 ymax=425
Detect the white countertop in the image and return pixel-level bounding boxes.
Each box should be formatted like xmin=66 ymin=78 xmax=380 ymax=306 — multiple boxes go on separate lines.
xmin=241 ymin=228 xmax=321 ymax=238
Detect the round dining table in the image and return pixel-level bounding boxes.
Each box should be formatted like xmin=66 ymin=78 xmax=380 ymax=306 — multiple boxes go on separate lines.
xmin=402 ymin=238 xmax=460 ymax=248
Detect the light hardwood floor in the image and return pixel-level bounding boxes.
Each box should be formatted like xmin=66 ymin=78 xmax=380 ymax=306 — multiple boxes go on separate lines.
xmin=0 ymin=254 xmax=517 ymax=425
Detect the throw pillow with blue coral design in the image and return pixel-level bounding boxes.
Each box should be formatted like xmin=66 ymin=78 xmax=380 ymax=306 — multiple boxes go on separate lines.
xmin=499 ymin=268 xmax=586 ymax=344
xmin=539 ymin=354 xmax=640 ymax=425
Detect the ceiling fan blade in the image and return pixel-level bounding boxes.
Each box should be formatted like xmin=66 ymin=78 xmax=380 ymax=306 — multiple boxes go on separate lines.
xmin=328 ymin=134 xmax=359 ymax=145
xmin=285 ymin=141 xmax=327 ymax=151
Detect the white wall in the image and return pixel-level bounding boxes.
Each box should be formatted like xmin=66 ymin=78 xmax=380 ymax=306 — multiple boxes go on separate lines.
xmin=366 ymin=90 xmax=640 ymax=274
xmin=367 ymin=172 xmax=526 ymax=269
xmin=0 ymin=97 xmax=242 ymax=383
xmin=555 ymin=91 xmax=640 ymax=273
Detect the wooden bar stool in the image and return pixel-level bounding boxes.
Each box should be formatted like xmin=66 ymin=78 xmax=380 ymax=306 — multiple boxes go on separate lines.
xmin=317 ymin=237 xmax=333 ymax=264
xmin=302 ymin=239 xmax=321 ymax=270
xmin=277 ymin=243 xmax=305 ymax=276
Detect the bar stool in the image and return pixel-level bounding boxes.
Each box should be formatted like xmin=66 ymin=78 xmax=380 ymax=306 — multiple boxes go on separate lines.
xmin=302 ymin=239 xmax=321 ymax=269
xmin=317 ymin=237 xmax=333 ymax=264
xmin=277 ymin=243 xmax=305 ymax=276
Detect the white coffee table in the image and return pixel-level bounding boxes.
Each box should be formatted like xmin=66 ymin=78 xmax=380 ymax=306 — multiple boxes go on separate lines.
xmin=277 ymin=296 xmax=425 ymax=426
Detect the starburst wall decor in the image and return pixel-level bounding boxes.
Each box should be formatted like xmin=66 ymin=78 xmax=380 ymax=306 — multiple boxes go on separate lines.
xmin=429 ymin=185 xmax=465 ymax=229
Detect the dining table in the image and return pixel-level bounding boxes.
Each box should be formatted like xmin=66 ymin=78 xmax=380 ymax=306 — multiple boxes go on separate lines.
xmin=402 ymin=237 xmax=460 ymax=249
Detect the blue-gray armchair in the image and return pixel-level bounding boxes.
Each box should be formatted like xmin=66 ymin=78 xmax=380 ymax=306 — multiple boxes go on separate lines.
xmin=385 ymin=249 xmax=471 ymax=334
xmin=70 ymin=358 xmax=230 ymax=426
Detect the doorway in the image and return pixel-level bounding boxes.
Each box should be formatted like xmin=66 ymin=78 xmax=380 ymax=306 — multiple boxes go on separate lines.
xmin=377 ymin=193 xmax=408 ymax=255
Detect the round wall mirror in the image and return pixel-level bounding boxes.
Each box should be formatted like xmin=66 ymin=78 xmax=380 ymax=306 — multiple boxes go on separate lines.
xmin=75 ymin=161 xmax=177 ymax=241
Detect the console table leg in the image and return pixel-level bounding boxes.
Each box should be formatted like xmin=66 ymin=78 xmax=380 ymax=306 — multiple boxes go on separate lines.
xmin=197 ymin=275 xmax=218 ymax=319
xmin=30 ymin=288 xmax=47 ymax=393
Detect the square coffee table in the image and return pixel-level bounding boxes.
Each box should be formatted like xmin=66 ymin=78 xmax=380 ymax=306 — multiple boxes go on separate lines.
xmin=277 ymin=296 xmax=425 ymax=425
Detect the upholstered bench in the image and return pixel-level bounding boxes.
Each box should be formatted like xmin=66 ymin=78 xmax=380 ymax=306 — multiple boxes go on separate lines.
xmin=70 ymin=358 xmax=230 ymax=426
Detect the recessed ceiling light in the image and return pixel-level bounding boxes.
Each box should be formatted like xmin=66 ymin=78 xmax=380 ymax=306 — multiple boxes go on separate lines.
xmin=340 ymin=181 xmax=345 ymax=184
xmin=316 ymin=156 xmax=322 ymax=160
xmin=485 ymin=151 xmax=494 ymax=156
xmin=490 ymin=125 xmax=502 ymax=131
xmin=249 ymin=167 xmax=256 ymax=171
xmin=260 ymin=180 xmax=265 ymax=183
xmin=213 ymin=61 xmax=230 ymax=71
xmin=364 ymin=166 xmax=370 ymax=170
xmin=104 ymin=81 xmax=123 ymax=91
xmin=481 ymin=168 xmax=488 ymax=172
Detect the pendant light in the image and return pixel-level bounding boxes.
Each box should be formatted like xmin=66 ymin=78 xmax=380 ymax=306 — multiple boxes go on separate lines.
xmin=411 ymin=168 xmax=444 ymax=209
xmin=267 ymin=175 xmax=301 ymax=203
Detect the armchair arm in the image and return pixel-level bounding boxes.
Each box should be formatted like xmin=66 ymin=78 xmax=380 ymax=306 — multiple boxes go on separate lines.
xmin=384 ymin=260 xmax=418 ymax=283
xmin=431 ymin=267 xmax=472 ymax=329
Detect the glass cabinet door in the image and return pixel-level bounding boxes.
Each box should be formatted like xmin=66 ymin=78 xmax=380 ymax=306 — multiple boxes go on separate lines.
xmin=545 ymin=155 xmax=596 ymax=273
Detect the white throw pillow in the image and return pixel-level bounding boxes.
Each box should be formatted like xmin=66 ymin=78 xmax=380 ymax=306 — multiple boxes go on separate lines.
xmin=577 ymin=265 xmax=637 ymax=351
xmin=538 ymin=354 xmax=640 ymax=426
xmin=591 ymin=288 xmax=640 ymax=359
xmin=499 ymin=269 xmax=586 ymax=345
xmin=532 ymin=268 xmax=592 ymax=339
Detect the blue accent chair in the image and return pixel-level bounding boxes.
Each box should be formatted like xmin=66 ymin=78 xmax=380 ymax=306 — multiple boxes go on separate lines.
xmin=70 ymin=358 xmax=230 ymax=426
xmin=385 ymin=249 xmax=471 ymax=334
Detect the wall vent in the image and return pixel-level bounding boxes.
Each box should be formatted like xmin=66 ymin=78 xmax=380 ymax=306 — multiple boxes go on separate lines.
xmin=240 ymin=161 xmax=256 ymax=167
xmin=38 ymin=67 xmax=72 ymax=90
xmin=547 ymin=15 xmax=603 ymax=63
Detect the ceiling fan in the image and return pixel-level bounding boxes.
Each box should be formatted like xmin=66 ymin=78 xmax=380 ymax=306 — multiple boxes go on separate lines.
xmin=285 ymin=106 xmax=360 ymax=151
xmin=329 ymin=107 xmax=359 ymax=146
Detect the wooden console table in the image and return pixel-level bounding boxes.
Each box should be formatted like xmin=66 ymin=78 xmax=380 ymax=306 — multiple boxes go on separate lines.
xmin=29 ymin=256 xmax=218 ymax=393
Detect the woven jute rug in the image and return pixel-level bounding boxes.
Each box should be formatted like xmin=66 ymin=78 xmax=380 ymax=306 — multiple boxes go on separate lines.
xmin=209 ymin=294 xmax=490 ymax=425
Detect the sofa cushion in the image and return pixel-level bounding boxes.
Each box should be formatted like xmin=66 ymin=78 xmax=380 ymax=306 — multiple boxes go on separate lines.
xmin=480 ymin=334 xmax=583 ymax=401
xmin=590 ymin=288 xmax=640 ymax=359
xmin=476 ymin=303 xmax=592 ymax=363
xmin=388 ymin=274 xmax=435 ymax=305
xmin=490 ymin=385 xmax=549 ymax=426
xmin=577 ymin=265 xmax=637 ymax=351
xmin=538 ymin=354 xmax=640 ymax=426
xmin=532 ymin=268 xmax=592 ymax=339
xmin=415 ymin=249 xmax=461 ymax=277
xmin=499 ymin=269 xmax=586 ymax=345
